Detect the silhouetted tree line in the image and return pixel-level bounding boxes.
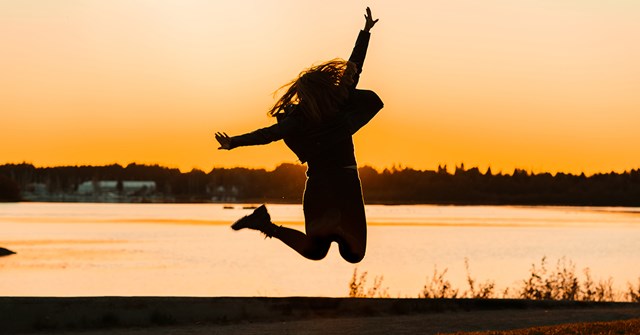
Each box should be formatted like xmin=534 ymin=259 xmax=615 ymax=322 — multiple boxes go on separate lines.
xmin=0 ymin=163 xmax=306 ymax=203
xmin=359 ymin=164 xmax=640 ymax=206
xmin=1 ymin=162 xmax=640 ymax=206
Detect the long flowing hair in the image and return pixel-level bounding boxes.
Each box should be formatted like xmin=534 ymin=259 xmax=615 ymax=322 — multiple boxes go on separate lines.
xmin=268 ymin=59 xmax=357 ymax=123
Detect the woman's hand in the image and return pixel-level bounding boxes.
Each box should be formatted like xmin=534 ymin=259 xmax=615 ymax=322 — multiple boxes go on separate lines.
xmin=215 ymin=132 xmax=232 ymax=150
xmin=363 ymin=7 xmax=379 ymax=32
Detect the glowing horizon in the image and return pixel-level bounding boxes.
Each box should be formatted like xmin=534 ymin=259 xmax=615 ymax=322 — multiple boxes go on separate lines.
xmin=2 ymin=1 xmax=639 ymax=175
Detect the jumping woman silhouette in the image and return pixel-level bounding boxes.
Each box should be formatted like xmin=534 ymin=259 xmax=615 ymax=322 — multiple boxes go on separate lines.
xmin=215 ymin=7 xmax=382 ymax=263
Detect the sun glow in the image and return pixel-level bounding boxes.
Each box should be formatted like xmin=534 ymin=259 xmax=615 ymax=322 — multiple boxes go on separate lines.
xmin=2 ymin=1 xmax=639 ymax=174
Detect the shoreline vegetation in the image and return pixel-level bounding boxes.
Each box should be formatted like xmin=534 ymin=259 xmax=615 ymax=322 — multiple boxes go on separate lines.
xmin=2 ymin=162 xmax=640 ymax=206
xmin=349 ymin=257 xmax=640 ymax=303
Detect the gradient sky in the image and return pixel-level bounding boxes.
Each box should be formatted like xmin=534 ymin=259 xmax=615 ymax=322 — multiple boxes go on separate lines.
xmin=2 ymin=0 xmax=639 ymax=174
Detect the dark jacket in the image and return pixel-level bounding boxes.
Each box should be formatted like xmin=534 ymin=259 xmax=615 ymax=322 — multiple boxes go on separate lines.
xmin=229 ymin=30 xmax=384 ymax=174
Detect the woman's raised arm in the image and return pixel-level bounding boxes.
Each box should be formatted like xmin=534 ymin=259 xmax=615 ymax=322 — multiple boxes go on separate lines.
xmin=348 ymin=7 xmax=379 ymax=89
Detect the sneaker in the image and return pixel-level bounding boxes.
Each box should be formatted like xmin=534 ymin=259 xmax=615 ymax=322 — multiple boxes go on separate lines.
xmin=231 ymin=204 xmax=273 ymax=236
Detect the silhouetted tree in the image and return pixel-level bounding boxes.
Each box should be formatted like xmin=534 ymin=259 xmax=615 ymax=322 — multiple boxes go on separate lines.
xmin=0 ymin=174 xmax=21 ymax=202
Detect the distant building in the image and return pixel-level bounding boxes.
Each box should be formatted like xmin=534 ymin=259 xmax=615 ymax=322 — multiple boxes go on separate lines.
xmin=26 ymin=183 xmax=48 ymax=195
xmin=209 ymin=185 xmax=239 ymax=202
xmin=77 ymin=181 xmax=156 ymax=195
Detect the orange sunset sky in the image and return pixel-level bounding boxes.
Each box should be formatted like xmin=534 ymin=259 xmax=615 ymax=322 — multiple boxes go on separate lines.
xmin=2 ymin=1 xmax=639 ymax=175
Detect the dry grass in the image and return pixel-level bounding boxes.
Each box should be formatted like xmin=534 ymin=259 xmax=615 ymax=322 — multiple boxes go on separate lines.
xmin=440 ymin=318 xmax=640 ymax=335
xmin=348 ymin=268 xmax=390 ymax=298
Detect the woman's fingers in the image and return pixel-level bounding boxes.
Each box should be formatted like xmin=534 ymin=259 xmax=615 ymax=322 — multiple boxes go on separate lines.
xmin=214 ymin=131 xmax=231 ymax=150
xmin=215 ymin=132 xmax=229 ymax=140
xmin=364 ymin=7 xmax=379 ymax=31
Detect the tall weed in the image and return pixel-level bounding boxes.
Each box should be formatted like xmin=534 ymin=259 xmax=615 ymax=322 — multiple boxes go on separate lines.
xmin=463 ymin=258 xmax=496 ymax=299
xmin=627 ymin=279 xmax=640 ymax=302
xmin=419 ymin=267 xmax=459 ymax=299
xmin=348 ymin=268 xmax=390 ymax=298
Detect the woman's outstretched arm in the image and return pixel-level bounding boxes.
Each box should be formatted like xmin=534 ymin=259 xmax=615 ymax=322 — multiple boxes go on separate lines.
xmin=214 ymin=113 xmax=301 ymax=150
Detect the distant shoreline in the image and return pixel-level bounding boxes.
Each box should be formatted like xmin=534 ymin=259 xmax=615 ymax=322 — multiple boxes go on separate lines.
xmin=7 ymin=198 xmax=640 ymax=208
xmin=3 ymin=162 xmax=640 ymax=207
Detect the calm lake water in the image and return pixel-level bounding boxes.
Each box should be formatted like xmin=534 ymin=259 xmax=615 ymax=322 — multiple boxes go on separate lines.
xmin=1 ymin=202 xmax=639 ymax=298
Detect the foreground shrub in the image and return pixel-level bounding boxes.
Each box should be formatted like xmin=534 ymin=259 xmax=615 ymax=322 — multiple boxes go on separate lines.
xmin=519 ymin=257 xmax=615 ymax=301
xmin=419 ymin=267 xmax=459 ymax=299
xmin=463 ymin=258 xmax=496 ymax=299
xmin=627 ymin=279 xmax=640 ymax=302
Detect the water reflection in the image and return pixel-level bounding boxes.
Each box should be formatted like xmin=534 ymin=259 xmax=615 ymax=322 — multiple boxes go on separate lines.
xmin=1 ymin=203 xmax=639 ymax=297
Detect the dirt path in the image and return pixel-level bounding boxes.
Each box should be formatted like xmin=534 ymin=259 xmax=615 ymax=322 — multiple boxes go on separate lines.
xmin=51 ymin=307 xmax=640 ymax=335
xmin=3 ymin=297 xmax=639 ymax=334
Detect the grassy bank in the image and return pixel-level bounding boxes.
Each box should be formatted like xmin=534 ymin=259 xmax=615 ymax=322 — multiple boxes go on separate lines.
xmin=444 ymin=317 xmax=640 ymax=335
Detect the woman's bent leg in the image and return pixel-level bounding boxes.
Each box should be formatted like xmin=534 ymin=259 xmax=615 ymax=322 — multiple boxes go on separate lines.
xmin=303 ymin=169 xmax=367 ymax=263
xmin=231 ymin=204 xmax=330 ymax=261
xmin=272 ymin=226 xmax=330 ymax=261
xmin=336 ymin=169 xmax=367 ymax=263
